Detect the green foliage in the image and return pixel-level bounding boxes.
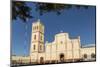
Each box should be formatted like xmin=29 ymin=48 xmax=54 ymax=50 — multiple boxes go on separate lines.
xmin=12 ymin=1 xmax=32 ymax=22
xmin=12 ymin=1 xmax=89 ymax=22
xmin=35 ymin=3 xmax=72 ymax=15
xmin=35 ymin=3 xmax=88 ymax=15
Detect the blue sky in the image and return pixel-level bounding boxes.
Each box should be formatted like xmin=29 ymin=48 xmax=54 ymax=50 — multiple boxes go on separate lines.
xmin=11 ymin=2 xmax=96 ymax=56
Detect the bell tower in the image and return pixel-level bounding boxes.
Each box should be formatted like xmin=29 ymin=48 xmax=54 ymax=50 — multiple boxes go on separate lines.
xmin=30 ymin=19 xmax=44 ymax=57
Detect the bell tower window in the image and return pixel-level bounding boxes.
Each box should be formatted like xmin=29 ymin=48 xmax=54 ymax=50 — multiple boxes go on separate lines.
xmin=40 ymin=45 xmax=42 ymax=50
xmin=37 ymin=26 xmax=38 ymax=29
xmin=61 ymin=41 xmax=63 ymax=44
xmin=33 ymin=45 xmax=35 ymax=50
xmin=41 ymin=36 xmax=42 ymax=40
xmin=34 ymin=35 xmax=36 ymax=40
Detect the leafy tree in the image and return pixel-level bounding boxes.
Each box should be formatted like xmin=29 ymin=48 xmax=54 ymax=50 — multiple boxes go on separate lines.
xmin=12 ymin=1 xmax=32 ymax=22
xmin=12 ymin=1 xmax=88 ymax=22
xmin=35 ymin=3 xmax=72 ymax=15
xmin=35 ymin=3 xmax=88 ymax=15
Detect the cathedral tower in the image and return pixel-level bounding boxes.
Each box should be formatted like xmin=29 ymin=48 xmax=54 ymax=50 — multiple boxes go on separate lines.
xmin=30 ymin=19 xmax=44 ymax=59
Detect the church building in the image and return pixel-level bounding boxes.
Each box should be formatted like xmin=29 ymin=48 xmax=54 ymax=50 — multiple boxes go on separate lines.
xmin=11 ymin=19 xmax=96 ymax=65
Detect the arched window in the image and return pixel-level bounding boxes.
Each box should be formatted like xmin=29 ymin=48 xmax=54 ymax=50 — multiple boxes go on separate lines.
xmin=35 ymin=26 xmax=36 ymax=29
xmin=91 ymin=53 xmax=96 ymax=58
xmin=37 ymin=26 xmax=38 ymax=29
xmin=41 ymin=36 xmax=42 ymax=40
xmin=83 ymin=54 xmax=87 ymax=59
xmin=34 ymin=35 xmax=36 ymax=40
xmin=61 ymin=41 xmax=63 ymax=44
xmin=33 ymin=45 xmax=35 ymax=50
xmin=40 ymin=45 xmax=42 ymax=50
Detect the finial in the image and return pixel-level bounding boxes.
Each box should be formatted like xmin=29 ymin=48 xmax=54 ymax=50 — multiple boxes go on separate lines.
xmin=46 ymin=41 xmax=48 ymax=43
xmin=37 ymin=19 xmax=40 ymax=22
xmin=60 ymin=30 xmax=63 ymax=33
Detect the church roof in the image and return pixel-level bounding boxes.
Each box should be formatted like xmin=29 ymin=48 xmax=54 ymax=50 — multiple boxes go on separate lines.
xmin=81 ymin=44 xmax=95 ymax=48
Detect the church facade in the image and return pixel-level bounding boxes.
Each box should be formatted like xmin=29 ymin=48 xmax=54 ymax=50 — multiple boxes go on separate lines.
xmin=11 ymin=20 xmax=96 ymax=65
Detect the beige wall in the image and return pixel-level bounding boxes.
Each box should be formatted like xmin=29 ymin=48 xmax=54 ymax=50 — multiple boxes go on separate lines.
xmin=12 ymin=56 xmax=30 ymax=63
xmin=45 ymin=43 xmax=51 ymax=61
xmin=45 ymin=33 xmax=81 ymax=61
xmin=71 ymin=39 xmax=80 ymax=59
xmin=80 ymin=47 xmax=95 ymax=60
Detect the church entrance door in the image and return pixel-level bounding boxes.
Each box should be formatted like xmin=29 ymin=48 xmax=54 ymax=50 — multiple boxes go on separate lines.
xmin=40 ymin=57 xmax=44 ymax=64
xmin=60 ymin=53 xmax=64 ymax=62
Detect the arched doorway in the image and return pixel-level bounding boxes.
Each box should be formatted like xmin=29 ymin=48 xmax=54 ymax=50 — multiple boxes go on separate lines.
xmin=83 ymin=54 xmax=88 ymax=61
xmin=40 ymin=57 xmax=44 ymax=64
xmin=83 ymin=54 xmax=87 ymax=59
xmin=91 ymin=53 xmax=96 ymax=58
xmin=60 ymin=53 xmax=64 ymax=62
